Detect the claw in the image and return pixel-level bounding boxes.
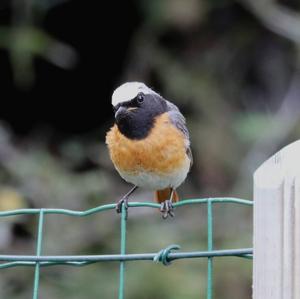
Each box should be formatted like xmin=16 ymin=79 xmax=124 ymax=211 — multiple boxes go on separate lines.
xmin=115 ymin=185 xmax=138 ymax=217
xmin=160 ymin=200 xmax=174 ymax=219
xmin=116 ymin=197 xmax=128 ymax=214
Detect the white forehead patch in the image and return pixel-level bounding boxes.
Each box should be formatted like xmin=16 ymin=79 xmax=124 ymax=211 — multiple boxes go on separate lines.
xmin=112 ymin=82 xmax=156 ymax=106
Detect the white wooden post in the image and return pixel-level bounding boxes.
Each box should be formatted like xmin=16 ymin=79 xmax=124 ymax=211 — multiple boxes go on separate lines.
xmin=253 ymin=140 xmax=300 ymax=299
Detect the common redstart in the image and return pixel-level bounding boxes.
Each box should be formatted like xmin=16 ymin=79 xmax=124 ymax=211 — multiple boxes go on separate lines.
xmin=106 ymin=82 xmax=192 ymax=219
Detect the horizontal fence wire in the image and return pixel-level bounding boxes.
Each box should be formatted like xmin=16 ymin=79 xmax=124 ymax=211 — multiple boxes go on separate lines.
xmin=0 ymin=248 xmax=253 ymax=264
xmin=0 ymin=197 xmax=253 ymax=299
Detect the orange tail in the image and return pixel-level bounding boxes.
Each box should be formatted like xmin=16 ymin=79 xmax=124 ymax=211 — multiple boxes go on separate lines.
xmin=154 ymin=188 xmax=179 ymax=203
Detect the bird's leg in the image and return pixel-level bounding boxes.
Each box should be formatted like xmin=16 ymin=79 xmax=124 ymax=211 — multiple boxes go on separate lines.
xmin=116 ymin=185 xmax=138 ymax=214
xmin=160 ymin=189 xmax=175 ymax=219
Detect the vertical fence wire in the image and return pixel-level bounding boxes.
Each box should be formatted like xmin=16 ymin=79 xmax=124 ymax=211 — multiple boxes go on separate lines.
xmin=32 ymin=209 xmax=45 ymax=299
xmin=207 ymin=199 xmax=213 ymax=299
xmin=118 ymin=205 xmax=127 ymax=299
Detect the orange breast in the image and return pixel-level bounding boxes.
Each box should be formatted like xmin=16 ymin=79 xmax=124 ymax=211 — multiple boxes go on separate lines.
xmin=106 ymin=113 xmax=188 ymax=175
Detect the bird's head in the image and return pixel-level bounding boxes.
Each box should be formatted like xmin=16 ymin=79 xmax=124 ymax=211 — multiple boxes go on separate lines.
xmin=111 ymin=82 xmax=167 ymax=139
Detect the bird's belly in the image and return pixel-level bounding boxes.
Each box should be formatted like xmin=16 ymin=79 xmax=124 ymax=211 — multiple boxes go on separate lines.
xmin=106 ymin=113 xmax=190 ymax=189
xmin=118 ymin=160 xmax=190 ymax=190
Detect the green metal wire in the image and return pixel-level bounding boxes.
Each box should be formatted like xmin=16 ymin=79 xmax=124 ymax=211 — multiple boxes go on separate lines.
xmin=119 ymin=204 xmax=127 ymax=299
xmin=0 ymin=248 xmax=252 ymax=264
xmin=0 ymin=198 xmax=253 ymax=299
xmin=33 ymin=209 xmax=44 ymax=299
xmin=0 ymin=197 xmax=252 ymax=217
xmin=153 ymin=244 xmax=181 ymax=265
xmin=207 ymin=199 xmax=213 ymax=299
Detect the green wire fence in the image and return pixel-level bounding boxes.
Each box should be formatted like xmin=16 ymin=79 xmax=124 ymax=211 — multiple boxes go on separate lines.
xmin=0 ymin=197 xmax=253 ymax=299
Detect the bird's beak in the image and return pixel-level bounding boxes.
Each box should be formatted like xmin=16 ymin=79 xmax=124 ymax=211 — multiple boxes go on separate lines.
xmin=115 ymin=106 xmax=126 ymax=119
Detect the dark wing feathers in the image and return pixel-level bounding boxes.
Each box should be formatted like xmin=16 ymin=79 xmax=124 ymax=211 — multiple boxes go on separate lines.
xmin=166 ymin=100 xmax=193 ymax=166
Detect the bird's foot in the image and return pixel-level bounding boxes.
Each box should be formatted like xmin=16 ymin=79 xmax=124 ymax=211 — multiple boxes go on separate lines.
xmin=116 ymin=196 xmax=129 ymax=214
xmin=160 ymin=200 xmax=175 ymax=219
xmin=115 ymin=185 xmax=138 ymax=217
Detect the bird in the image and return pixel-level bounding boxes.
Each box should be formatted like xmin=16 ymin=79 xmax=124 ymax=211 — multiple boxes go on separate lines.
xmin=106 ymin=82 xmax=192 ymax=219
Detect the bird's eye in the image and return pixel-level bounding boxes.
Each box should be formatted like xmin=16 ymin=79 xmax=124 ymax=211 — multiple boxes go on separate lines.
xmin=136 ymin=93 xmax=144 ymax=103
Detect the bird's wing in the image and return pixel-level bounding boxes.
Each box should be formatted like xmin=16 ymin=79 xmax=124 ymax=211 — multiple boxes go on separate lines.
xmin=166 ymin=100 xmax=193 ymax=166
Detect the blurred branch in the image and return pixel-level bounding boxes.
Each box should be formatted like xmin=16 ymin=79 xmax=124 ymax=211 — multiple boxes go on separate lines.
xmin=0 ymin=26 xmax=78 ymax=87
xmin=234 ymin=0 xmax=300 ymax=194
xmin=234 ymin=71 xmax=300 ymax=194
xmin=34 ymin=0 xmax=70 ymax=12
xmin=239 ymin=0 xmax=300 ymax=44
xmin=2 ymin=0 xmax=78 ymax=89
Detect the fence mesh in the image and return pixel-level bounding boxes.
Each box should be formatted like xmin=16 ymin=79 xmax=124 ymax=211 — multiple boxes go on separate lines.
xmin=0 ymin=197 xmax=253 ymax=299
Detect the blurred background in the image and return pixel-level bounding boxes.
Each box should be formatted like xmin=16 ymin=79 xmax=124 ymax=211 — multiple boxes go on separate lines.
xmin=0 ymin=0 xmax=300 ymax=298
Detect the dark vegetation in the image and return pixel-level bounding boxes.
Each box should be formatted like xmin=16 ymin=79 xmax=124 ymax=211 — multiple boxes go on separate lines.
xmin=0 ymin=0 xmax=299 ymax=298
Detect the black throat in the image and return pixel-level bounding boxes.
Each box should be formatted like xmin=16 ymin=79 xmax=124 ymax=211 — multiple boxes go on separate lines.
xmin=116 ymin=110 xmax=157 ymax=140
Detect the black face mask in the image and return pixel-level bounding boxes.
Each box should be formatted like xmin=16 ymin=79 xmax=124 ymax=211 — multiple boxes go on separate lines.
xmin=115 ymin=94 xmax=167 ymax=140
